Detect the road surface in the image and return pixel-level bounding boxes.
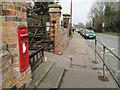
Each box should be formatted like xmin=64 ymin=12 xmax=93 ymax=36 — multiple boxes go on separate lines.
xmin=96 ymin=33 xmax=118 ymax=55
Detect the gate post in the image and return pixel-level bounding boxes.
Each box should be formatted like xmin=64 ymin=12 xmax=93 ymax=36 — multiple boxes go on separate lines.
xmin=48 ymin=4 xmax=62 ymax=54
xmin=63 ymin=14 xmax=70 ymax=43
xmin=0 ymin=2 xmax=32 ymax=88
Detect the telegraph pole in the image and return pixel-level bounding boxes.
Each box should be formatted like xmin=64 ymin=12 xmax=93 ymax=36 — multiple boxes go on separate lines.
xmin=70 ymin=0 xmax=72 ymax=29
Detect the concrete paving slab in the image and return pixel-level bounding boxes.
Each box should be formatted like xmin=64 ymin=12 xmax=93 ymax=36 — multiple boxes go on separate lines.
xmin=95 ymin=70 xmax=118 ymax=88
xmin=60 ymin=68 xmax=99 ymax=88
xmin=38 ymin=66 xmax=65 ymax=88
xmin=70 ymin=66 xmax=86 ymax=72
xmin=44 ymin=52 xmax=71 ymax=70
xmin=83 ymin=55 xmax=92 ymax=68
xmin=27 ymin=61 xmax=55 ymax=88
xmin=71 ymin=55 xmax=84 ymax=66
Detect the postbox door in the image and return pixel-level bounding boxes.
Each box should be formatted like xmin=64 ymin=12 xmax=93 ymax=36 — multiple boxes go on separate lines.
xmin=20 ymin=41 xmax=29 ymax=70
xmin=18 ymin=27 xmax=29 ymax=72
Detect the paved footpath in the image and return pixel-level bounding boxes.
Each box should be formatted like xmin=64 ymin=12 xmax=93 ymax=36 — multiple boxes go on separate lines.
xmin=60 ymin=32 xmax=118 ymax=88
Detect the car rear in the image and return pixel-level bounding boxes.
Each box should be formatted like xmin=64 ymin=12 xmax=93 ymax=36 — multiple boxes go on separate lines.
xmin=82 ymin=29 xmax=85 ymax=36
xmin=80 ymin=30 xmax=83 ymax=35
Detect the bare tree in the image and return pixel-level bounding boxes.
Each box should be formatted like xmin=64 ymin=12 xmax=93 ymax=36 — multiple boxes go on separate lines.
xmin=88 ymin=1 xmax=118 ymax=32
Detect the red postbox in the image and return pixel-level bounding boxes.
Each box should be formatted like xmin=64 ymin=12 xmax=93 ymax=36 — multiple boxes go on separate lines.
xmin=18 ymin=27 xmax=29 ymax=72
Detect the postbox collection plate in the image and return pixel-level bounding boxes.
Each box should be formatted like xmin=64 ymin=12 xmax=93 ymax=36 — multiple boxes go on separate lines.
xmin=18 ymin=27 xmax=29 ymax=72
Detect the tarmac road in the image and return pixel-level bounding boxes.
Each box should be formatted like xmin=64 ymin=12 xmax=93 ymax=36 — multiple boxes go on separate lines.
xmin=96 ymin=33 xmax=118 ymax=55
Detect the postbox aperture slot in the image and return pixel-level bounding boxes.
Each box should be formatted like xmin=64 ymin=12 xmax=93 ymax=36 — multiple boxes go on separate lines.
xmin=20 ymin=41 xmax=27 ymax=44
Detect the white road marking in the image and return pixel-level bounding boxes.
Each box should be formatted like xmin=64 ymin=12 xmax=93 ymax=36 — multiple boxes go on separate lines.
xmin=97 ymin=42 xmax=99 ymax=44
xmin=105 ymin=50 xmax=109 ymax=53
xmin=88 ymin=40 xmax=94 ymax=43
xmin=101 ymin=51 xmax=115 ymax=56
xmin=108 ymin=53 xmax=114 ymax=56
xmin=99 ymin=45 xmax=103 ymax=48
xmin=111 ymin=48 xmax=115 ymax=50
xmin=89 ymin=41 xmax=93 ymax=42
xmin=97 ymin=43 xmax=101 ymax=46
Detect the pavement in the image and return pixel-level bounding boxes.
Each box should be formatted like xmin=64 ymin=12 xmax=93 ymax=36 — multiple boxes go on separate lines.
xmin=28 ymin=50 xmax=71 ymax=88
xmin=29 ymin=32 xmax=119 ymax=88
xmin=44 ymin=51 xmax=71 ymax=70
xmin=58 ymin=32 xmax=119 ymax=88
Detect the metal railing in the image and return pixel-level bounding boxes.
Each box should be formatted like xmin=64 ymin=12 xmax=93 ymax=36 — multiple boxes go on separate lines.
xmin=29 ymin=47 xmax=44 ymax=70
xmin=95 ymin=38 xmax=120 ymax=87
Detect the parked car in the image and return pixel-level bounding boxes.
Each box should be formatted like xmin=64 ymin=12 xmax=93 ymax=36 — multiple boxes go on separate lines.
xmin=80 ymin=29 xmax=85 ymax=36
xmin=80 ymin=30 xmax=83 ymax=35
xmin=77 ymin=29 xmax=81 ymax=33
xmin=78 ymin=28 xmax=83 ymax=33
xmin=76 ymin=29 xmax=79 ymax=32
xmin=84 ymin=30 xmax=96 ymax=39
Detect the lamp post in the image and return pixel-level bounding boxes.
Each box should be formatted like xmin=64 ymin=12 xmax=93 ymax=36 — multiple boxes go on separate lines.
xmin=70 ymin=0 xmax=72 ymax=29
xmin=102 ymin=5 xmax=106 ymax=33
xmin=102 ymin=22 xmax=105 ymax=33
xmin=93 ymin=14 xmax=95 ymax=30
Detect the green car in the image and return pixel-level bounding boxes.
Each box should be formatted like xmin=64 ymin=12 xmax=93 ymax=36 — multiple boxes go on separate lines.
xmin=84 ymin=30 xmax=96 ymax=39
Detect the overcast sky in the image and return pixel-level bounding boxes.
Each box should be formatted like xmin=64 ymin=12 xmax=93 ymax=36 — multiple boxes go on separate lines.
xmin=59 ymin=0 xmax=95 ymax=25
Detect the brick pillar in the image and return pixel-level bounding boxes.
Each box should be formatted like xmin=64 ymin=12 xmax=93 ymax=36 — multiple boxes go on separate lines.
xmin=0 ymin=2 xmax=32 ymax=88
xmin=48 ymin=4 xmax=62 ymax=54
xmin=63 ymin=14 xmax=70 ymax=41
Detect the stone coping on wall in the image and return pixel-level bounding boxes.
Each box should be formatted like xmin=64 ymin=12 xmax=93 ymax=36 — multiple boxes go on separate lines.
xmin=63 ymin=13 xmax=70 ymax=16
xmin=48 ymin=4 xmax=62 ymax=9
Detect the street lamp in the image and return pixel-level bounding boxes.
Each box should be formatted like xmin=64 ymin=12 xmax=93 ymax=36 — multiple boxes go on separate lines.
xmin=93 ymin=14 xmax=95 ymax=29
xmin=102 ymin=22 xmax=105 ymax=33
xmin=102 ymin=5 xmax=106 ymax=33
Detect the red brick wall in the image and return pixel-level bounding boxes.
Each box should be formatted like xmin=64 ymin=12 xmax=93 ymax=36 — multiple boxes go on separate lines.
xmin=63 ymin=16 xmax=70 ymax=40
xmin=1 ymin=53 xmax=13 ymax=88
xmin=61 ymin=39 xmax=68 ymax=52
xmin=60 ymin=28 xmax=68 ymax=53
xmin=49 ymin=6 xmax=70 ymax=54
xmin=61 ymin=15 xmax=70 ymax=53
xmin=49 ymin=12 xmax=62 ymax=54
xmin=0 ymin=2 xmax=32 ymax=88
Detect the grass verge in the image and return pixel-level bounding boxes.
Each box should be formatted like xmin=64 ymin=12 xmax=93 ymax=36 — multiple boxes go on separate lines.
xmin=103 ymin=32 xmax=120 ymax=36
